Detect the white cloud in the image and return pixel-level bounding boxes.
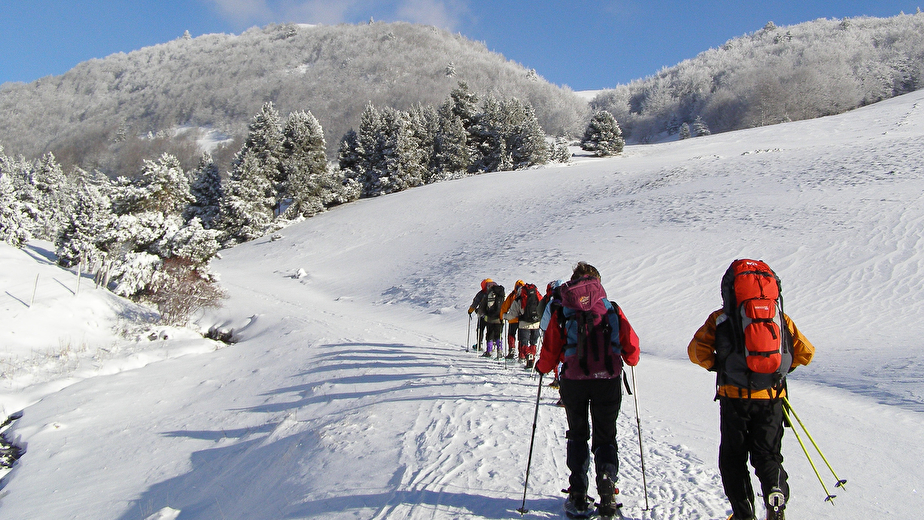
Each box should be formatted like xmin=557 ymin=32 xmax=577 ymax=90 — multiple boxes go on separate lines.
xmin=395 ymin=0 xmax=468 ymax=30
xmin=206 ymin=0 xmax=273 ymax=25
xmin=205 ymin=0 xmax=468 ymax=30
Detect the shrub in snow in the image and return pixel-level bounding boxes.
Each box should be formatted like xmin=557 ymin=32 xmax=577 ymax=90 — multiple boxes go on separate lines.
xmin=143 ymin=257 xmax=226 ymax=326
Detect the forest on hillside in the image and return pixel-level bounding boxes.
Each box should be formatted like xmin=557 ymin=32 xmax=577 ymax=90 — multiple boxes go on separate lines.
xmin=0 ymin=22 xmax=587 ymax=176
xmin=592 ymin=12 xmax=924 ymax=142
xmin=1 ymin=13 xmax=923 ymax=177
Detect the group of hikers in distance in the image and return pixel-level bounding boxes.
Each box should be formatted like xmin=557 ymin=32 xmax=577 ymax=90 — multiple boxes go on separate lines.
xmin=467 ymin=260 xmax=817 ymax=520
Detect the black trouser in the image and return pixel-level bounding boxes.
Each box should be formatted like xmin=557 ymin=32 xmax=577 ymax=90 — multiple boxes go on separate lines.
xmin=559 ymin=377 xmax=622 ymax=496
xmin=485 ymin=321 xmax=502 ymax=342
xmin=719 ymin=397 xmax=789 ymax=519
xmin=476 ymin=316 xmax=486 ymax=347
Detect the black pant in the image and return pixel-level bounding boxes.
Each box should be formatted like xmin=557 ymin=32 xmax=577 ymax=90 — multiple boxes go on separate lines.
xmin=719 ymin=397 xmax=789 ymax=519
xmin=559 ymin=377 xmax=622 ymax=496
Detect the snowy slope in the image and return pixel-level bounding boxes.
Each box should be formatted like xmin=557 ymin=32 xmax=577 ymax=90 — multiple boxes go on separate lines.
xmin=1 ymin=90 xmax=923 ymax=519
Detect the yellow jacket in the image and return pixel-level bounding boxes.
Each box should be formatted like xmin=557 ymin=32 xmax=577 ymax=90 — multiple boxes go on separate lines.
xmin=501 ymin=291 xmax=519 ymax=324
xmin=688 ymin=309 xmax=815 ymax=399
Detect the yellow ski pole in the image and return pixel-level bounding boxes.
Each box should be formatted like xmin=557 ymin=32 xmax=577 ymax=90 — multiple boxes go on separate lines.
xmin=782 ymin=396 xmax=847 ymax=490
xmin=782 ymin=404 xmax=836 ymax=504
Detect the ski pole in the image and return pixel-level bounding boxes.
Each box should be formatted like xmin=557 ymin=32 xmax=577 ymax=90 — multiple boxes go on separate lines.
xmin=466 ymin=313 xmax=472 ymax=353
xmin=782 ymin=404 xmax=837 ymax=504
xmin=782 ymin=396 xmax=847 ymax=490
xmin=518 ymin=372 xmax=544 ymax=515
xmin=630 ymin=366 xmax=650 ymax=511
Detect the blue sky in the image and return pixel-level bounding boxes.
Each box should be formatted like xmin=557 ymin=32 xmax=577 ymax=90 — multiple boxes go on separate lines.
xmin=0 ymin=1 xmax=918 ymax=91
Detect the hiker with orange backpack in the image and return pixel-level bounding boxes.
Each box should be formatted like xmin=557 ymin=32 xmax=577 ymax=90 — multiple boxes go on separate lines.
xmin=500 ymin=280 xmax=524 ymax=360
xmin=535 ymin=262 xmax=640 ymax=518
xmin=467 ymin=279 xmax=493 ymax=351
xmin=504 ymin=280 xmax=544 ymax=368
xmin=688 ymin=259 xmax=815 ymax=520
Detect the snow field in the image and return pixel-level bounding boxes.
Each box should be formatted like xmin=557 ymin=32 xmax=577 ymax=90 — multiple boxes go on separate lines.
xmin=1 ymin=90 xmax=924 ymax=518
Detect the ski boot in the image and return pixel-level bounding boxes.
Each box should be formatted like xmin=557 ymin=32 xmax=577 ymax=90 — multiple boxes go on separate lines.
xmin=596 ymin=478 xmax=623 ymax=519
xmin=766 ymin=488 xmax=786 ymax=520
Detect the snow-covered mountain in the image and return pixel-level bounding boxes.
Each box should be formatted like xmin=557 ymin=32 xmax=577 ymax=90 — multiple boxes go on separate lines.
xmin=2 ymin=89 xmax=923 ymax=519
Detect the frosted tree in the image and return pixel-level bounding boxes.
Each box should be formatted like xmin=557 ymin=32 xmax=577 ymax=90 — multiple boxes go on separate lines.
xmin=550 ymin=137 xmax=571 ymax=163
xmin=185 ymin=152 xmax=223 ymax=228
xmin=353 ymin=102 xmax=386 ymax=195
xmin=216 ymin=151 xmax=276 ymax=244
xmin=161 ymin=217 xmax=221 ymax=266
xmin=505 ymin=98 xmax=549 ymax=169
xmin=142 ymin=153 xmax=194 ymax=216
xmin=377 ymin=106 xmax=426 ymax=194
xmin=432 ymin=101 xmax=471 ymax=180
xmin=55 ymin=181 xmax=113 ymax=268
xmin=448 ymin=81 xmax=480 ymax=133
xmin=281 ymin=110 xmax=330 ymax=217
xmin=407 ymin=103 xmax=439 ymax=183
xmin=0 ymin=169 xmax=31 ymax=248
xmin=693 ymin=116 xmax=712 ymax=136
xmin=337 ymin=129 xmax=360 ymax=175
xmin=29 ymin=153 xmax=71 ymax=241
xmin=469 ymin=96 xmax=512 ymax=172
xmin=679 ymin=123 xmax=692 ymax=139
xmin=581 ymin=111 xmax=625 ymax=156
xmin=239 ymin=102 xmax=286 ymax=214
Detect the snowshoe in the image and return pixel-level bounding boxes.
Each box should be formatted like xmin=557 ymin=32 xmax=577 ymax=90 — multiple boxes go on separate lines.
xmin=563 ymin=491 xmax=593 ymax=519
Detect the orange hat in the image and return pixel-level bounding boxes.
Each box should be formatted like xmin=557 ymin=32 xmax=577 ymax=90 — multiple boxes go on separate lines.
xmin=481 ymin=278 xmax=494 ymax=291
xmin=515 ymin=279 xmax=525 ymax=288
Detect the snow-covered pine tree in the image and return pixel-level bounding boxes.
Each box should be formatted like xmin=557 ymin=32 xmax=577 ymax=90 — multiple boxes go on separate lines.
xmin=505 ymin=98 xmax=549 ymax=169
xmin=337 ymin=128 xmax=360 ymax=175
xmin=447 ymin=81 xmax=480 ymax=140
xmin=0 ymin=165 xmax=31 ymax=248
xmin=407 ymin=103 xmax=439 ymax=184
xmin=679 ymin=122 xmax=692 ymax=139
xmin=185 ymin=152 xmax=223 ymax=228
xmin=30 ymin=153 xmax=71 ymax=241
xmin=281 ymin=110 xmax=330 ymax=217
xmin=432 ymin=100 xmax=471 ymax=180
xmin=54 ymin=181 xmax=113 ymax=268
xmin=581 ymin=110 xmax=625 ymax=157
xmin=550 ymin=136 xmax=571 ymax=163
xmin=354 ymin=102 xmax=387 ymax=196
xmin=470 ymin=95 xmax=512 ymax=172
xmin=216 ymin=150 xmax=276 ymax=245
xmin=161 ymin=216 xmax=221 ymax=266
xmin=693 ymin=116 xmax=712 ymax=137
xmin=142 ymin=153 xmax=194 ymax=216
xmin=240 ymin=102 xmax=286 ymax=214
xmin=376 ymin=106 xmax=425 ymax=194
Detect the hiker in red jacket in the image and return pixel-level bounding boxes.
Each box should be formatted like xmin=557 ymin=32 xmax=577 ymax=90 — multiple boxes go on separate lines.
xmin=536 ymin=262 xmax=640 ymax=518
